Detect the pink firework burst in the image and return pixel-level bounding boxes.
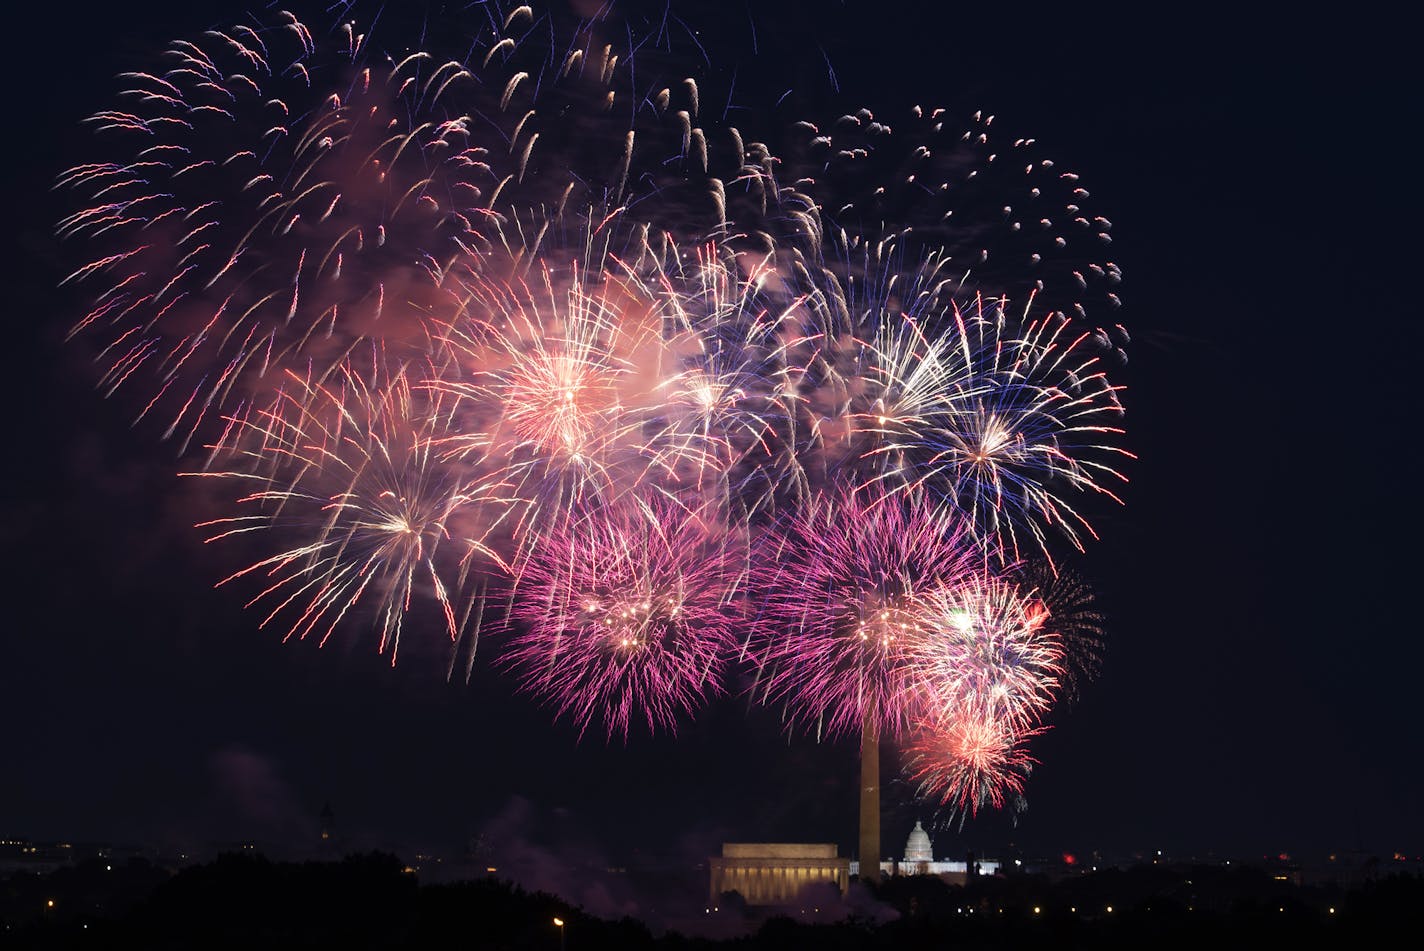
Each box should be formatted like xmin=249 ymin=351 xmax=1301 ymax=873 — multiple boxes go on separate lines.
xmin=499 ymin=496 xmax=745 ymax=740
xmin=429 ymin=256 xmax=660 ymax=554
xmin=748 ymin=484 xmax=979 ymax=741
xmin=56 ymin=12 xmax=504 ymax=447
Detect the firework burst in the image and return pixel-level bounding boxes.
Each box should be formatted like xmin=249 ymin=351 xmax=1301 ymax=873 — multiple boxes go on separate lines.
xmin=56 ymin=11 xmax=508 ymax=445
xmin=899 ymin=573 xmax=1064 ymax=819
xmin=780 ymin=105 xmax=1124 ymax=326
xmin=784 ymin=232 xmax=1131 ymax=562
xmin=499 ymin=495 xmax=746 ymax=739
xmin=749 ymin=484 xmax=980 ymax=740
xmin=429 ymin=251 xmax=663 ymax=558
xmin=905 ymin=713 xmax=1039 ymax=819
xmin=637 ymin=242 xmax=806 ymax=519
xmin=189 ymin=356 xmax=511 ymax=661
xmin=55 ymin=2 xmax=742 ymax=449
xmin=1015 ymin=560 xmax=1104 ymax=702
xmin=932 ymin=304 xmax=1132 ymax=562
xmin=912 ymin=574 xmax=1064 ymax=731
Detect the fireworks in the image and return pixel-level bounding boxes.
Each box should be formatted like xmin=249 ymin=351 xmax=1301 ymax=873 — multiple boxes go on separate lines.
xmin=58 ymin=3 xmax=1132 ymax=813
xmin=55 ymin=4 xmax=732 ymax=447
xmin=905 ymin=714 xmax=1039 ymax=818
xmin=499 ymin=496 xmax=746 ymax=739
xmin=636 ymin=243 xmax=798 ymax=521
xmin=912 ymin=575 xmax=1064 ymax=732
xmin=1015 ymin=561 xmax=1104 ymax=702
xmin=935 ymin=306 xmax=1132 ymax=563
xmin=777 ymin=233 xmax=1131 ymax=563
xmin=779 ymin=105 xmax=1124 ymax=323
xmin=897 ymin=574 xmax=1065 ymax=819
xmin=748 ymin=485 xmax=979 ymax=741
xmin=189 ymin=356 xmax=511 ymax=662
xmin=434 ymin=257 xmax=643 ymax=534
xmin=57 ymin=12 xmax=498 ymax=446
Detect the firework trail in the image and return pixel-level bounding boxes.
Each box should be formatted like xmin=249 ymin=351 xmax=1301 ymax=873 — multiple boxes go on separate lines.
xmin=188 ymin=354 xmax=512 ymax=662
xmin=499 ymin=494 xmax=746 ymax=739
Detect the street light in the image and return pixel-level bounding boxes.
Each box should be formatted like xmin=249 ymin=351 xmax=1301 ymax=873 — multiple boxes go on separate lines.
xmin=553 ymin=916 xmax=565 ymax=951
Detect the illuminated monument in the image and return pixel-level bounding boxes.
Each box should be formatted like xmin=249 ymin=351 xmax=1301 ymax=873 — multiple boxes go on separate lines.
xmin=708 ymin=843 xmax=851 ymax=905
xmin=848 ymin=821 xmax=1001 ymax=881
xmin=708 ymin=824 xmax=1001 ymax=903
xmin=904 ymin=820 xmax=933 ymax=865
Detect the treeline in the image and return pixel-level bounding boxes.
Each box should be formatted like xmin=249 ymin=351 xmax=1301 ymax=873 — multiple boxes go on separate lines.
xmin=2 ymin=850 xmax=1420 ymax=949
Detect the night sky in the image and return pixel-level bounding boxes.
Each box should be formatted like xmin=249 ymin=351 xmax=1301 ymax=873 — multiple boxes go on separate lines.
xmin=2 ymin=0 xmax=1418 ymax=872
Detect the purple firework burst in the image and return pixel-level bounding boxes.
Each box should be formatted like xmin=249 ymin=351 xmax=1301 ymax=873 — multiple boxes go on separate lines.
xmin=499 ymin=496 xmax=746 ymax=740
xmin=749 ymin=484 xmax=979 ymax=741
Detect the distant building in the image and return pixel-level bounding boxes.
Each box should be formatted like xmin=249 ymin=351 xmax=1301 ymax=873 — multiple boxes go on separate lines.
xmin=319 ymin=802 xmax=336 ymax=845
xmin=848 ymin=821 xmax=1001 ymax=882
xmin=314 ymin=801 xmax=348 ymax=857
xmin=903 ymin=821 xmax=934 ymax=864
xmin=708 ymin=843 xmax=850 ymax=905
xmin=210 ymin=841 xmax=259 ymax=855
xmin=0 ymin=840 xmax=153 ymax=875
xmin=0 ymin=840 xmax=76 ymax=875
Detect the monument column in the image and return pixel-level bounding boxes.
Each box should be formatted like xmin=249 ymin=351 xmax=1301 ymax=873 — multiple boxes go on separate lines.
xmin=858 ymin=713 xmax=880 ymax=884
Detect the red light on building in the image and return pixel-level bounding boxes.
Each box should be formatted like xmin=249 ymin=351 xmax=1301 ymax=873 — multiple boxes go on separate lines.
xmin=1063 ymin=853 xmax=1077 ymax=866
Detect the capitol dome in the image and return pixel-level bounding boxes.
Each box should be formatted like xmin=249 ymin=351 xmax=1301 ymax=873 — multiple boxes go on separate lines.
xmin=904 ymin=820 xmax=933 ymax=863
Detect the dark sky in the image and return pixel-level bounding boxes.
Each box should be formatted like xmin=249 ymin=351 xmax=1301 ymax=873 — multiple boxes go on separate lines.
xmin=2 ymin=0 xmax=1418 ymax=870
